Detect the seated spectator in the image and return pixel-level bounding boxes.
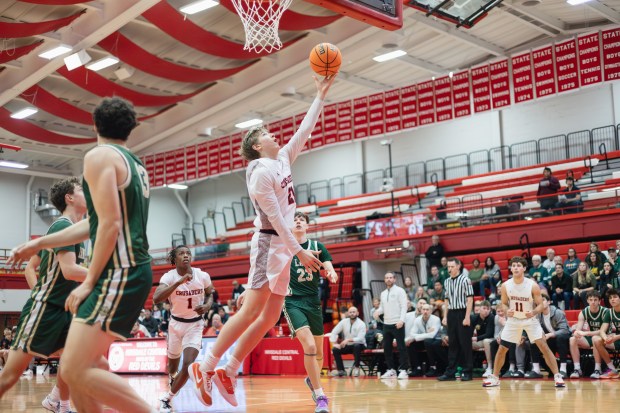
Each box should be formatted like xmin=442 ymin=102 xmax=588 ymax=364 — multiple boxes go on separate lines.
xmin=593 ymin=289 xmax=620 ymax=378
xmin=537 ymin=167 xmax=560 ymax=210
xmin=585 ymin=242 xmax=607 ymax=268
xmin=414 ymin=298 xmax=427 ymax=318
xmin=555 ymin=176 xmax=583 ymax=214
xmin=423 ymin=325 xmax=449 ymax=377
xmin=227 ymin=280 xmax=246 ymax=311
xmin=439 ymin=257 xmax=449 ymax=283
xmin=152 ymin=303 xmax=162 ymax=320
xmin=526 ymin=294 xmax=571 ymax=378
xmin=569 ymin=291 xmax=609 ymax=378
xmin=159 ymin=302 xmax=171 ymax=333
xmin=204 ymin=314 xmax=224 ymax=336
xmin=483 ymin=307 xmax=506 ymax=378
xmin=528 ymin=255 xmax=550 ymax=291
xmin=553 ymin=255 xmax=563 ymax=268
xmin=130 ymin=321 xmax=148 ymax=339
xmin=564 ymin=248 xmax=581 ymax=274
xmin=404 ymin=276 xmax=415 ymax=301
xmin=330 ymin=307 xmax=367 ymax=377
xmin=599 ymin=261 xmax=617 ymax=300
xmin=140 ymin=309 xmax=160 ymax=337
xmin=217 ymin=306 xmax=230 ymax=324
xmin=483 ymin=256 xmax=501 ymax=298
xmin=428 ymin=281 xmax=446 ymax=306
xmin=372 ymin=298 xmax=384 ymax=331
xmin=572 ymin=262 xmax=597 ymax=309
xmin=405 ymin=304 xmax=441 ymax=376
xmin=412 ymin=287 xmax=429 ymax=307
xmin=587 ymin=251 xmax=604 ymax=282
xmin=0 ymin=328 xmax=12 ymax=368
xmin=551 ymin=264 xmax=573 ymax=310
xmin=473 ymin=300 xmax=482 ymax=315
xmin=542 ymin=249 xmax=556 ymax=273
xmin=471 ymin=301 xmax=495 ymax=372
xmin=607 ymin=248 xmax=620 ymax=274
xmin=427 ymin=266 xmax=442 ymax=296
xmin=468 ymin=258 xmax=484 ymax=293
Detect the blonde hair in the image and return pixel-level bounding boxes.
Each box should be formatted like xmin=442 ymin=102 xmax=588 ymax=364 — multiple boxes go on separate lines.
xmin=239 ymin=126 xmax=268 ymax=161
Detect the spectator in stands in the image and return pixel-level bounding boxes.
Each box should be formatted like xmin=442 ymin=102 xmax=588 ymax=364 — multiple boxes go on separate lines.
xmin=607 ymin=248 xmax=620 ymax=273
xmin=204 ymin=314 xmax=224 ymax=336
xmin=536 ymin=167 xmax=560 ymax=211
xmin=140 ymin=309 xmax=160 ymax=337
xmin=529 ymin=255 xmax=550 ymax=292
xmin=468 ymin=258 xmax=484 ymax=295
xmin=525 ymin=294 xmax=570 ymax=378
xmin=585 ymin=242 xmax=606 ymax=268
xmin=330 ymin=307 xmax=367 ymax=377
xmin=412 ymin=287 xmax=429 ymax=307
xmin=373 ymin=272 xmax=409 ymax=379
xmin=424 ymin=325 xmax=448 ymax=377
xmin=0 ymin=328 xmax=12 ymax=369
xmin=138 ymin=309 xmax=146 ymax=323
xmin=159 ymin=302 xmax=171 ymax=333
xmin=551 ymin=264 xmax=573 ymax=310
xmin=542 ymin=249 xmax=556 ymax=273
xmin=372 ymin=298 xmax=384 ymax=331
xmin=483 ymin=256 xmax=501 ymax=298
xmin=404 ymin=276 xmax=415 ymax=301
xmin=217 ymin=306 xmax=230 ymax=324
xmin=473 ymin=300 xmax=482 ymax=315
xmin=406 ymin=304 xmax=441 ymax=376
xmin=339 ymin=305 xmax=349 ymax=321
xmin=439 ymin=257 xmax=449 ymax=283
xmin=553 ymin=255 xmax=563 ymax=267
xmin=425 ymin=235 xmax=444 ymax=270
xmin=130 ymin=321 xmax=148 ymax=339
xmin=555 ymin=176 xmax=583 ymax=214
xmin=227 ymin=280 xmax=246 ymax=311
xmin=564 ymin=248 xmax=580 ymax=274
xmin=483 ymin=306 xmax=506 ymax=378
xmin=587 ymin=251 xmax=604 ymax=282
xmin=572 ymin=262 xmax=597 ymax=309
xmin=427 ymin=265 xmax=442 ymax=296
xmin=593 ymin=289 xmax=620 ymax=379
xmin=471 ymin=300 xmax=495 ymax=372
xmin=152 ymin=303 xmax=162 ymax=320
xmin=569 ymin=291 xmax=609 ymax=378
xmin=599 ymin=261 xmax=617 ymax=300
xmin=429 ymin=281 xmax=446 ymax=304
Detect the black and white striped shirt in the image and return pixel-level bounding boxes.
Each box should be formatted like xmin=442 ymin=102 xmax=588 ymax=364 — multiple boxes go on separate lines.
xmin=444 ymin=272 xmax=474 ymax=310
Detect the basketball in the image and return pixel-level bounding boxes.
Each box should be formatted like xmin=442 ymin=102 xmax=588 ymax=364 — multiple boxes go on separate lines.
xmin=309 ymin=43 xmax=342 ymax=77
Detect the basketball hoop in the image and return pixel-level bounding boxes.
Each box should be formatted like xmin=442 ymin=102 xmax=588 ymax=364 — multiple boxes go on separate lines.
xmin=230 ymin=0 xmax=293 ymax=54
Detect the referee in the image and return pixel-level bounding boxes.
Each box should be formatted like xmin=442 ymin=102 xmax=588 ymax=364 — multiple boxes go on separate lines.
xmin=438 ymin=257 xmax=474 ymax=381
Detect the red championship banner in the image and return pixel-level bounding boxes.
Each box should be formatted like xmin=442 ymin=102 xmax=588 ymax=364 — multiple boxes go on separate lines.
xmin=512 ymin=53 xmax=534 ymax=103
xmin=368 ymin=92 xmax=385 ymax=136
xmin=219 ymin=136 xmax=231 ymax=173
xmin=400 ymin=85 xmax=417 ymax=129
xmin=434 ymin=76 xmax=452 ymax=121
xmin=230 ymin=133 xmax=243 ymax=171
xmin=353 ymin=97 xmax=369 ymax=139
xmin=384 ymin=88 xmax=402 ymax=133
xmin=197 ymin=143 xmax=208 ymax=178
xmin=267 ymin=120 xmax=283 ymax=146
xmin=143 ymin=155 xmax=155 ymax=188
xmin=532 ymin=46 xmax=556 ymax=98
xmin=207 ymin=140 xmax=220 ymax=175
xmin=323 ymin=103 xmax=338 ymax=144
xmin=451 ymin=70 xmax=471 ymax=118
xmin=471 ymin=64 xmax=491 ymax=112
xmin=337 ymin=100 xmax=352 ymax=142
xmin=164 ymin=151 xmax=175 ymax=185
xmin=490 ymin=59 xmax=510 ymax=108
xmin=602 ymin=28 xmax=620 ymax=81
xmin=185 ymin=145 xmax=197 ymax=181
xmin=555 ymin=39 xmax=579 ymax=92
xmin=578 ymin=32 xmax=602 ymax=86
xmin=108 ymin=339 xmax=168 ymax=374
xmin=154 ymin=153 xmax=165 ymax=187
xmin=309 ymin=110 xmax=324 ymax=149
xmin=417 ymin=80 xmax=435 ymax=125
xmin=172 ymin=148 xmax=186 ymax=184
xmin=281 ymin=117 xmax=295 ymax=146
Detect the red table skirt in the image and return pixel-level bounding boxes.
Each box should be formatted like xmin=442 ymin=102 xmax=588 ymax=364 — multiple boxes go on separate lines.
xmin=249 ymin=336 xmax=331 ymax=375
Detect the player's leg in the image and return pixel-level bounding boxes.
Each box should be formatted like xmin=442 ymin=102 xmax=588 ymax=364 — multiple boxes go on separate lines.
xmin=592 ymin=336 xmax=619 ymax=378
xmin=569 ymin=336 xmax=590 ymax=378
xmin=529 ymin=320 xmax=564 ymax=387
xmin=171 ymin=321 xmax=202 ymax=395
xmin=165 ymin=319 xmax=183 ymax=389
xmin=314 ymin=335 xmax=325 ymax=375
xmin=171 ymin=347 xmax=199 ymax=393
xmin=296 ymin=327 xmax=322 ymax=393
xmin=0 ymin=350 xmax=33 ymax=397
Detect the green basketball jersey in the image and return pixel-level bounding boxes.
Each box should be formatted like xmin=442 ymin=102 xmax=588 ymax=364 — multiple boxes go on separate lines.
xmin=83 ymin=144 xmax=151 ymax=270
xmin=33 ymin=217 xmax=85 ymax=308
xmin=288 ymin=239 xmax=332 ymax=297
xmin=604 ymin=307 xmax=620 ymax=332
xmin=582 ymin=306 xmax=609 ymax=331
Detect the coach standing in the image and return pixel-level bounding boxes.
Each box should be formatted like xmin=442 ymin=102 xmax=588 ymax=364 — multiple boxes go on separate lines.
xmin=438 ymin=257 xmax=474 ymax=381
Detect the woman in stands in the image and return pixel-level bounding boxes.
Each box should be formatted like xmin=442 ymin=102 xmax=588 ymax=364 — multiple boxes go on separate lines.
xmin=586 ymin=252 xmax=604 ymax=282
xmin=572 ymin=262 xmax=597 ymax=309
xmin=585 ymin=242 xmax=606 ymax=269
xmin=404 ymin=276 xmax=415 ymax=301
xmin=564 ymin=248 xmax=581 ymax=274
xmin=599 ymin=261 xmax=617 ymax=303
xmin=482 ymin=256 xmax=501 ymax=299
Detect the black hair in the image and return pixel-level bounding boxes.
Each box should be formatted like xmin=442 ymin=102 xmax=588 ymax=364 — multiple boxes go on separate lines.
xmin=50 ymin=177 xmax=80 ymax=213
xmin=543 ymin=167 xmax=552 ymax=173
xmin=168 ymin=245 xmax=190 ymax=266
xmin=93 ymin=97 xmax=137 ymax=141
xmin=294 ymin=211 xmax=310 ymax=223
xmin=607 ymin=289 xmax=619 ymax=299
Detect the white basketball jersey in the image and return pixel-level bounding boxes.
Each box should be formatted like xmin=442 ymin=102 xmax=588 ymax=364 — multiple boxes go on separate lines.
xmin=159 ymin=267 xmax=211 ymax=319
xmin=504 ymin=277 xmax=534 ymax=319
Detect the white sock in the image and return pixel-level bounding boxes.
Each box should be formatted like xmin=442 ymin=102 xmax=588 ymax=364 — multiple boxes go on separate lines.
xmin=560 ymin=363 xmax=567 ymax=372
xmin=607 ymin=362 xmax=615 ymax=370
xmin=59 ymin=400 xmax=70 ymax=413
xmin=574 ymin=363 xmax=580 ymax=370
xmin=200 ymin=351 xmax=220 ymax=373
xmin=50 ymin=385 xmax=60 ymax=401
xmin=532 ymin=363 xmax=540 ymax=374
xmin=595 ymin=363 xmax=601 ymax=371
xmin=225 ymin=355 xmax=241 ymax=378
xmin=314 ymin=387 xmax=325 ymax=397
xmin=510 ymin=363 xmax=516 ymax=371
xmin=167 ymin=390 xmax=176 ymax=400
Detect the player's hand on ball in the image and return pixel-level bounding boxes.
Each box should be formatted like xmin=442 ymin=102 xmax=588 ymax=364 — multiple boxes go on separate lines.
xmin=65 ymin=281 xmax=94 ymax=314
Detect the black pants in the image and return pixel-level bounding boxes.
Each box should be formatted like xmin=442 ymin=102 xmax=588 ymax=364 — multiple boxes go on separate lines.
xmin=332 ymin=344 xmax=366 ymax=371
xmin=446 ymin=309 xmax=473 ymax=375
xmin=490 ymin=340 xmax=517 ymax=370
xmin=383 ymin=324 xmax=409 ymax=371
xmin=406 ymin=340 xmax=427 ymax=370
xmin=424 ymin=338 xmax=448 ymax=370
xmin=530 ymin=332 xmax=569 ymax=364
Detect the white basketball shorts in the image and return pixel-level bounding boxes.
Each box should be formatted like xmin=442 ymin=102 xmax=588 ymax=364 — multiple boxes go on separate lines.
xmin=167 ymin=318 xmax=203 ymax=359
xmin=247 ymin=231 xmax=292 ymax=297
xmin=500 ymin=317 xmax=544 ymax=344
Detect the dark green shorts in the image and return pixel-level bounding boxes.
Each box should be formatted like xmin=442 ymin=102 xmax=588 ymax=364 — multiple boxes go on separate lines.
xmin=584 ymin=336 xmax=593 ymax=347
xmin=75 ymin=263 xmax=152 ymax=340
xmin=11 ymin=298 xmax=71 ymax=358
xmin=283 ymin=295 xmax=324 ymax=337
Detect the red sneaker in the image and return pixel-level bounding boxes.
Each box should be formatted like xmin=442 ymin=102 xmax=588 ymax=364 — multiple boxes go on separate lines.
xmin=187 ymin=362 xmax=213 ymax=406
xmin=213 ymin=368 xmax=238 ymax=407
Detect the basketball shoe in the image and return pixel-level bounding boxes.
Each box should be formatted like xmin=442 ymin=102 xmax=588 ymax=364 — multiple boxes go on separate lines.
xmin=213 ymin=368 xmax=238 ymax=407
xmin=482 ymin=374 xmax=500 ymax=387
xmin=187 ymin=362 xmax=213 ymax=406
xmin=554 ymin=373 xmax=566 ymax=388
xmin=315 ymin=395 xmax=329 ymax=413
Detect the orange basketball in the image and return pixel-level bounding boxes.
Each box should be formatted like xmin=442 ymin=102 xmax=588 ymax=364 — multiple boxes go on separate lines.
xmin=309 ymin=43 xmax=342 ymax=77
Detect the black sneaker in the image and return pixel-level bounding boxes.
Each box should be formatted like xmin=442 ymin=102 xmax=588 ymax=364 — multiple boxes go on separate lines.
xmin=524 ymin=371 xmax=543 ymax=379
xmin=411 ymin=367 xmax=424 ymax=377
xmin=437 ymin=374 xmax=457 ymax=381
xmin=502 ymin=370 xmax=515 ymax=378
xmin=510 ymin=370 xmax=525 ymax=378
xmin=425 ymin=368 xmax=439 ymax=377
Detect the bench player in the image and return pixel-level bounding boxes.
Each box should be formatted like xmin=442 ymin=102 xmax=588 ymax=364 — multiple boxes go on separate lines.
xmin=593 ymin=289 xmax=620 ymax=378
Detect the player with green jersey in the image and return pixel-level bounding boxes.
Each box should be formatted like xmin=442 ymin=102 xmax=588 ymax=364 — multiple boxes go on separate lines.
xmin=594 ymin=289 xmax=620 ymax=378
xmin=283 ymin=212 xmax=338 ymax=413
xmin=569 ymin=290 xmax=609 ymax=378
xmin=1 ymin=177 xmax=87 ymax=413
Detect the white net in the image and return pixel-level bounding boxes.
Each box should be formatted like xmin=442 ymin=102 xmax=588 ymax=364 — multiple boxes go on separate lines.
xmin=230 ymin=0 xmax=293 ymax=54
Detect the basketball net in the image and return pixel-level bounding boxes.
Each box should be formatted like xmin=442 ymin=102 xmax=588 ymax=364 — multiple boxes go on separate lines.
xmin=230 ymin=0 xmax=293 ymax=54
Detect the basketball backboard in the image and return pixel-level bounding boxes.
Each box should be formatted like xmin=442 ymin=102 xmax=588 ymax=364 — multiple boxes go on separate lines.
xmin=305 ymin=0 xmax=403 ymax=31
xmin=406 ymin=0 xmax=503 ymax=28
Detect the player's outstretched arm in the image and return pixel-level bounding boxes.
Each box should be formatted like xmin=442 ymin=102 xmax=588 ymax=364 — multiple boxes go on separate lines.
xmin=57 ymin=251 xmax=88 ymax=282
xmin=323 ymin=261 xmax=338 ymax=283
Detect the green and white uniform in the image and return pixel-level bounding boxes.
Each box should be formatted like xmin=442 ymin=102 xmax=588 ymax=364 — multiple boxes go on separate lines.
xmin=75 ymin=144 xmax=153 ymax=339
xmin=283 ymin=239 xmax=332 ymax=337
xmin=12 ymin=217 xmax=85 ymax=357
xmin=602 ymin=307 xmax=620 ymax=350
xmin=581 ymin=306 xmax=609 ymax=347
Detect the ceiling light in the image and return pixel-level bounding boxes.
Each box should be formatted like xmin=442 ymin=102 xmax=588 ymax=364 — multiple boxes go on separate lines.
xmin=114 ymin=66 xmax=135 ymax=80
xmin=10 ymin=107 xmax=38 ymax=119
xmin=235 ymin=118 xmax=263 ymax=129
xmin=373 ymin=50 xmax=407 ymax=63
xmin=0 ymin=160 xmax=29 ymax=169
xmin=449 ymin=71 xmax=454 ymax=78
xmin=38 ymin=44 xmax=72 ymax=60
xmin=167 ymin=183 xmax=188 ymax=189
xmin=64 ymin=49 xmax=92 ymax=71
xmin=566 ymin=0 xmax=592 ymax=4
xmin=86 ymin=56 xmax=120 ymax=72
xmin=180 ymin=0 xmax=219 ymax=14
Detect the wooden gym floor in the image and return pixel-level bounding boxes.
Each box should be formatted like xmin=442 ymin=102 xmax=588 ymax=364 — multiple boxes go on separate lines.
xmin=0 ymin=374 xmax=618 ymax=412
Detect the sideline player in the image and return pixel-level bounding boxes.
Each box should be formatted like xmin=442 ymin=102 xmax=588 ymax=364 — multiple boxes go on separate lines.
xmin=594 ymin=289 xmax=620 ymax=378
xmin=9 ymin=97 xmax=156 ymax=413
xmin=189 ymin=74 xmax=336 ymax=407
xmin=153 ymin=245 xmax=213 ymax=412
xmin=283 ymin=211 xmax=338 ymax=413
xmin=482 ymin=256 xmax=565 ymax=388
xmin=0 ymin=178 xmax=87 ymax=413
xmin=568 ymin=291 xmax=609 ymax=378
